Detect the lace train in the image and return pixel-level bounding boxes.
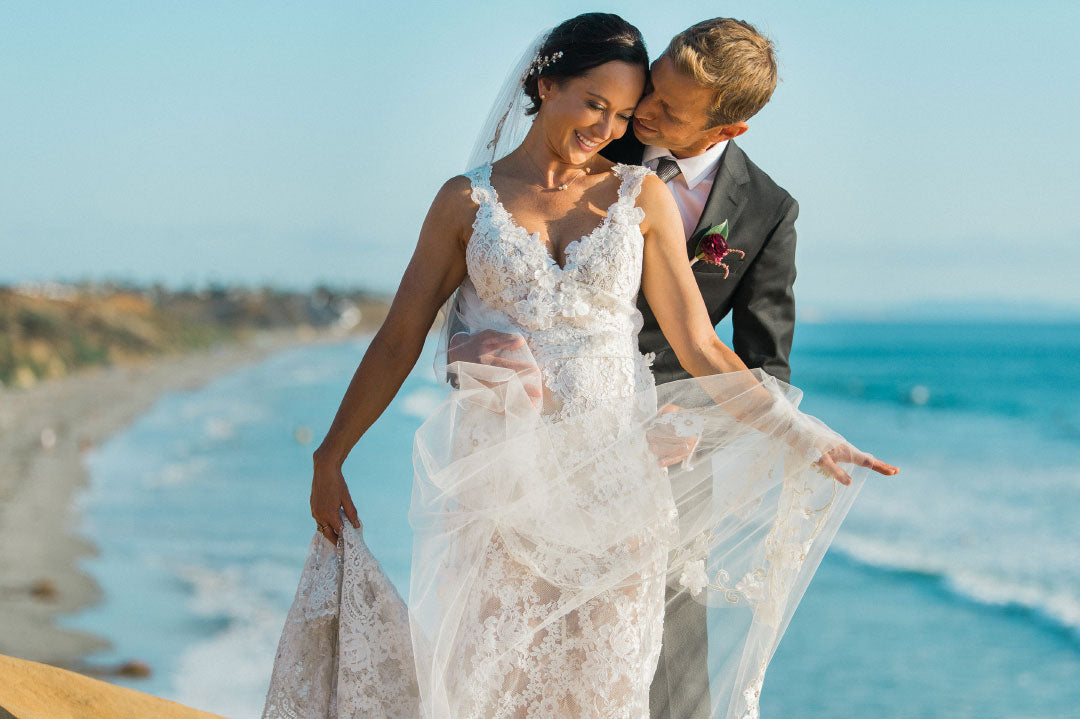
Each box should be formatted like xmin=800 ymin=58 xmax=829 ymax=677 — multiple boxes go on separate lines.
xmin=262 ymin=524 xmax=419 ymax=719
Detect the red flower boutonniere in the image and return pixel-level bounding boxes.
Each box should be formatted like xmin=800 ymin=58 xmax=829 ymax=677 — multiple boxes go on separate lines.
xmin=689 ymin=220 xmax=744 ymax=279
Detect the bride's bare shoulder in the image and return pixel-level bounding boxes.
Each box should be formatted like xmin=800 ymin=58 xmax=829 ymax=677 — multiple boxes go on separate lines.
xmin=425 ymin=173 xmax=481 ymax=224
xmin=593 ymin=155 xmax=618 ymax=171
xmin=407 ymin=174 xmax=483 ymax=250
xmin=437 ymin=173 xmax=479 ymax=202
xmin=590 ymin=156 xmax=618 ymax=180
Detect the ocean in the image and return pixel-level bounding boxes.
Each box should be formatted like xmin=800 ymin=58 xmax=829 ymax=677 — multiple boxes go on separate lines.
xmin=59 ymin=321 xmax=1080 ymax=718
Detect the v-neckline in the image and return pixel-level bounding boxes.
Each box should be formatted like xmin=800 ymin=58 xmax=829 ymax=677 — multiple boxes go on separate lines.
xmin=485 ymin=165 xmax=624 ymax=272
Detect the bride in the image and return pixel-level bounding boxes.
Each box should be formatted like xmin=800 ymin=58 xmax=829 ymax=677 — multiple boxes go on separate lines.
xmin=262 ymin=12 xmax=896 ymax=719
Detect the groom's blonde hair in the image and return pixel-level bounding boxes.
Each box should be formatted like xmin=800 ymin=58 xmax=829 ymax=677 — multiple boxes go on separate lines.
xmin=666 ymin=18 xmax=778 ymax=127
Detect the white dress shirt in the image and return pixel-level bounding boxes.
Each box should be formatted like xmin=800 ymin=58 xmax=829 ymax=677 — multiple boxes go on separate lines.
xmin=642 ymin=140 xmax=728 ymax=241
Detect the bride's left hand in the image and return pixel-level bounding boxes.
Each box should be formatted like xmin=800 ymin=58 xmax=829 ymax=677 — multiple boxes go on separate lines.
xmin=311 ymin=451 xmax=362 ymax=546
xmin=815 ymin=445 xmax=899 ymax=485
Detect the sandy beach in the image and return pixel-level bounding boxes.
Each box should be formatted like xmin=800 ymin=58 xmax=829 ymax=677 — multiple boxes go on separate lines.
xmin=0 ymin=321 xmax=384 ymax=676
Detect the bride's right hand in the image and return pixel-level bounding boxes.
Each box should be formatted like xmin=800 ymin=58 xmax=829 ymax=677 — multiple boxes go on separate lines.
xmin=310 ymin=453 xmax=361 ymax=546
xmin=448 ymin=330 xmax=543 ymax=405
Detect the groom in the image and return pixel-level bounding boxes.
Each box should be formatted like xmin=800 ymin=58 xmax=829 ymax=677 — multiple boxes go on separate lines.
xmin=602 ymin=17 xmax=795 ymax=387
xmin=599 ymin=18 xmax=796 ymax=719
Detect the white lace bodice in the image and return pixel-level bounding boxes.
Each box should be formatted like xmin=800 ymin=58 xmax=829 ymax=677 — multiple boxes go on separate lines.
xmin=463 ymin=162 xmax=657 ymax=420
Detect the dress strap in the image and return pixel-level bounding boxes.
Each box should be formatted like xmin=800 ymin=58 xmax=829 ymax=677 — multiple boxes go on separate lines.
xmin=464 ymin=163 xmax=496 ymax=208
xmin=612 ymin=163 xmax=652 ymax=204
xmin=610 ymin=163 xmax=651 ymax=225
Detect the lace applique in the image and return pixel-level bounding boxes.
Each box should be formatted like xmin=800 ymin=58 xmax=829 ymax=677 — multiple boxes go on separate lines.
xmin=262 ymin=524 xmax=420 ymax=718
xmin=463 ymin=163 xmax=656 ymax=421
xmin=448 ymin=531 xmax=668 ymax=718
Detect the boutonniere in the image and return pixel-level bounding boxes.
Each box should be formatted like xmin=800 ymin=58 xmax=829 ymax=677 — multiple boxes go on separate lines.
xmin=689 ymin=220 xmax=744 ymax=279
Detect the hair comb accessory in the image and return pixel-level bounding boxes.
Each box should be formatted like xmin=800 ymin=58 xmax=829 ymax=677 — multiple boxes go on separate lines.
xmin=520 ymin=50 xmax=564 ymax=83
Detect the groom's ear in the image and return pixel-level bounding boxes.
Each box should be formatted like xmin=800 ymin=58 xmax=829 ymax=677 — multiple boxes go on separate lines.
xmin=704 ymin=120 xmax=749 ymax=145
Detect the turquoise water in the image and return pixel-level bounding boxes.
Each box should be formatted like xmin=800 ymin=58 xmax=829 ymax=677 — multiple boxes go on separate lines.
xmin=60 ymin=322 xmax=1080 ymax=718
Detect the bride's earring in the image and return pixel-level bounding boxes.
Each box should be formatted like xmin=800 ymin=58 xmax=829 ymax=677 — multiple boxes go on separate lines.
xmin=540 ymin=94 xmax=547 ymax=100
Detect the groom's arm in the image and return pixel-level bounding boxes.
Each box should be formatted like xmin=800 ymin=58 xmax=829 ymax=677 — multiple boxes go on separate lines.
xmin=730 ymin=197 xmax=798 ymax=384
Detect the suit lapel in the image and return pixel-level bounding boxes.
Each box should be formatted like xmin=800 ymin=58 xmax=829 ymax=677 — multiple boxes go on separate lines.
xmin=607 ymin=135 xmax=749 ymax=260
xmin=688 ymin=141 xmax=750 ymax=258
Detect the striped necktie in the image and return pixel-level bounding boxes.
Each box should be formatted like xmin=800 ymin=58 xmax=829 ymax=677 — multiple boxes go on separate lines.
xmin=654 ymin=156 xmax=682 ymax=183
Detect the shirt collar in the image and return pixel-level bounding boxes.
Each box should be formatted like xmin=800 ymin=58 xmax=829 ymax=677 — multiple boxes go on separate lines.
xmin=642 ymin=139 xmax=729 ymax=190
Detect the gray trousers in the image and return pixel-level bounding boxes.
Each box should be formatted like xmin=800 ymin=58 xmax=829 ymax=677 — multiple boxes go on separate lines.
xmin=648 ymin=368 xmax=713 ymax=718
xmin=649 ymin=583 xmax=711 ymax=718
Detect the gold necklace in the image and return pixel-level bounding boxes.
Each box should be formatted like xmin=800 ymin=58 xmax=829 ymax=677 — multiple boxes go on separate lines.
xmin=523 ymin=146 xmax=590 ymax=191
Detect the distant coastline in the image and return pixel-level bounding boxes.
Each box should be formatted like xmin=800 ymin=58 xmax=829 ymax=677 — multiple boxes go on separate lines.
xmin=0 ymin=280 xmax=390 ymax=680
xmin=1 ymin=280 xmax=392 ymax=389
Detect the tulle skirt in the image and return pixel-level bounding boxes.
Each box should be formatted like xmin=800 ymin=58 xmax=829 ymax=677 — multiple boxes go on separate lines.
xmin=263 ymin=352 xmax=868 ymax=719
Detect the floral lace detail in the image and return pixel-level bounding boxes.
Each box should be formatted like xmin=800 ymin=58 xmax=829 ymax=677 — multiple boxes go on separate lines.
xmin=731 ymin=473 xmax=841 ymax=719
xmin=447 ymin=533 xmax=668 ymax=719
xmin=262 ymin=521 xmax=420 ymax=718
xmin=463 ymin=162 xmax=655 ymax=422
xmin=672 ymin=466 xmax=843 ymax=719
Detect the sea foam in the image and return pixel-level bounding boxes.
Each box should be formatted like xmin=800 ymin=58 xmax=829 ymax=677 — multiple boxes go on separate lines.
xmin=835 ymin=533 xmax=1080 ymax=641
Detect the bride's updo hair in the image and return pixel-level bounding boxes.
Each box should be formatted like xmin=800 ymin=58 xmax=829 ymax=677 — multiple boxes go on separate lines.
xmin=523 ymin=13 xmax=648 ymax=116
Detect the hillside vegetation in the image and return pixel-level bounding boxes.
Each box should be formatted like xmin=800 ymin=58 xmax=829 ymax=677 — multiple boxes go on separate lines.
xmin=0 ymin=281 xmax=388 ymax=388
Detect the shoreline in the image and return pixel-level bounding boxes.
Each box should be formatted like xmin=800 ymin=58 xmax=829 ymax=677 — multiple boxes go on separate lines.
xmin=0 ymin=322 xmax=383 ymax=676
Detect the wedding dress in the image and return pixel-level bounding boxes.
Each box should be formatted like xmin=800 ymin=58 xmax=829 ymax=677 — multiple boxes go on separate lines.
xmin=261 ymin=161 xmax=871 ymax=719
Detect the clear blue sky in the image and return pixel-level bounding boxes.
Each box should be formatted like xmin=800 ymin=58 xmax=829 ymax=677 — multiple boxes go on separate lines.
xmin=2 ymin=0 xmax=1078 ymax=317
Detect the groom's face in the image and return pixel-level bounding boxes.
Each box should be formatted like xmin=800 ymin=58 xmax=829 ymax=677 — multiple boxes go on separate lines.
xmin=632 ymin=55 xmax=742 ymax=158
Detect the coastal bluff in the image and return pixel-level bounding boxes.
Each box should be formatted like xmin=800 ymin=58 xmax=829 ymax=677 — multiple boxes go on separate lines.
xmin=0 ymin=653 xmax=224 ymax=718
xmin=1 ymin=280 xmax=390 ymax=389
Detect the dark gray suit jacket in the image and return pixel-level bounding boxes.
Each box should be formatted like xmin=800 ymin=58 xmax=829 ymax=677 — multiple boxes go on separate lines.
xmin=601 ymin=134 xmax=798 ymax=384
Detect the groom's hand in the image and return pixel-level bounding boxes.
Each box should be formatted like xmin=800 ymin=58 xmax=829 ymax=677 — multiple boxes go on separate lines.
xmin=448 ymin=330 xmax=543 ymax=405
xmin=815 ymin=445 xmax=899 ymax=485
xmin=448 ymin=329 xmax=527 ymax=365
xmin=647 ymin=403 xmax=700 ymax=467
